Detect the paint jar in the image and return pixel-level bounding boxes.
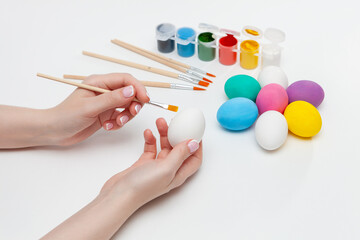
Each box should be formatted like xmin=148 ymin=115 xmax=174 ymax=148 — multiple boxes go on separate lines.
xmin=240 ymin=26 xmax=262 ymax=69
xmin=156 ymin=23 xmax=176 ymax=53
xmin=198 ymin=32 xmax=216 ymax=61
xmin=219 ymin=34 xmax=238 ymax=65
xmin=262 ymin=28 xmax=286 ymax=68
xmin=176 ymin=27 xmax=196 ymax=57
xmin=240 ymin=40 xmax=260 ymax=69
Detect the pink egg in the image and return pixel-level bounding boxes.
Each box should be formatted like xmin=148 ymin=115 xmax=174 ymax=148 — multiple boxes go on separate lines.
xmin=256 ymin=83 xmax=288 ymax=115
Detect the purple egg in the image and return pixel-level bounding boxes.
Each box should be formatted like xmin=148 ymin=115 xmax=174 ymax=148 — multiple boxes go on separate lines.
xmin=287 ymin=80 xmax=325 ymax=107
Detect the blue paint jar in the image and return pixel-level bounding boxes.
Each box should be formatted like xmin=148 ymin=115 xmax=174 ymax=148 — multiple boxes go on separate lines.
xmin=176 ymin=27 xmax=196 ymax=57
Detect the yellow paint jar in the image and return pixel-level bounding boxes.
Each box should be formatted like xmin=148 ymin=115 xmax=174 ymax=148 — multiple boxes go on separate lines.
xmin=240 ymin=26 xmax=262 ymax=70
xmin=240 ymin=40 xmax=259 ymax=69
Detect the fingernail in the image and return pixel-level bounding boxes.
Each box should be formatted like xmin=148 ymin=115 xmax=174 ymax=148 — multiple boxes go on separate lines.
xmin=119 ymin=115 xmax=129 ymax=126
xmin=123 ymin=85 xmax=134 ymax=98
xmin=135 ymin=104 xmax=142 ymax=114
xmin=146 ymin=91 xmax=150 ymax=99
xmin=187 ymin=140 xmax=199 ymax=153
xmin=105 ymin=122 xmax=113 ymax=130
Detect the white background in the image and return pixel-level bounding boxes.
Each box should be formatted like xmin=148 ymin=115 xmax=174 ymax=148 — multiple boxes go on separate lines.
xmin=1 ymin=0 xmax=359 ymax=239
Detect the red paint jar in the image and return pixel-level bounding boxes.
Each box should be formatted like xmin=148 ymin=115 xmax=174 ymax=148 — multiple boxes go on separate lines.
xmin=219 ymin=34 xmax=238 ymax=65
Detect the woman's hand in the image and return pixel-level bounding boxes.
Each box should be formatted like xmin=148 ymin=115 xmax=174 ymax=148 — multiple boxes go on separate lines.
xmin=0 ymin=73 xmax=149 ymax=148
xmin=47 ymin=73 xmax=149 ymax=146
xmin=42 ymin=118 xmax=203 ymax=240
xmin=100 ymin=118 xmax=203 ymax=206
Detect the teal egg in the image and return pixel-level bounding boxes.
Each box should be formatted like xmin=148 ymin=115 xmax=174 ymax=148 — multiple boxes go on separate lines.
xmin=224 ymin=74 xmax=261 ymax=102
xmin=217 ymin=97 xmax=259 ymax=131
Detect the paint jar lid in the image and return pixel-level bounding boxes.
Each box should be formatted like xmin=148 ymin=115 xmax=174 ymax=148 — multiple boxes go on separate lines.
xmin=242 ymin=26 xmax=263 ymax=39
xmin=264 ymin=28 xmax=286 ymax=43
xmin=198 ymin=23 xmax=219 ymax=33
xmin=156 ymin=23 xmax=176 ymax=41
xmin=176 ymin=27 xmax=196 ymax=45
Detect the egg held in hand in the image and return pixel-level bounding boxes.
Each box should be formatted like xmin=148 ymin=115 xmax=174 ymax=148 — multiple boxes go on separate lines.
xmin=167 ymin=108 xmax=206 ymax=147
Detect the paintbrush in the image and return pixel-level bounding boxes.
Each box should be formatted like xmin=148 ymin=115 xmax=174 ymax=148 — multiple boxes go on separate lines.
xmin=111 ymin=39 xmax=212 ymax=83
xmin=63 ymin=74 xmax=205 ymax=91
xmin=112 ymin=38 xmax=216 ymax=78
xmin=37 ymin=73 xmax=179 ymax=112
xmin=82 ymin=51 xmax=209 ymax=87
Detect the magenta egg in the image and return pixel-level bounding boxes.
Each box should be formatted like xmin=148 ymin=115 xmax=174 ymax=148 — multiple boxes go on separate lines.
xmin=256 ymin=83 xmax=288 ymax=115
xmin=286 ymin=80 xmax=324 ymax=107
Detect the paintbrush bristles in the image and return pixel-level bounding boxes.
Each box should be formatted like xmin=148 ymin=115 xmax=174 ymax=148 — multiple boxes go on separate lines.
xmin=167 ymin=105 xmax=179 ymax=112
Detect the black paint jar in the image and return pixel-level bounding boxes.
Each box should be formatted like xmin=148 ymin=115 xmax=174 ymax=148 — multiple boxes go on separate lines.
xmin=156 ymin=23 xmax=176 ymax=53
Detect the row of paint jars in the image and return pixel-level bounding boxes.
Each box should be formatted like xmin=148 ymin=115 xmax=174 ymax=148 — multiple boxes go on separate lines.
xmin=155 ymin=23 xmax=285 ymax=70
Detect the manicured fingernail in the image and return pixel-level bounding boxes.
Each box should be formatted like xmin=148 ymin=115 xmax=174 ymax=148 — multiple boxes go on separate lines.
xmin=105 ymin=122 xmax=113 ymax=130
xmin=123 ymin=85 xmax=134 ymax=98
xmin=187 ymin=140 xmax=199 ymax=153
xmin=119 ymin=115 xmax=129 ymax=126
xmin=135 ymin=104 xmax=142 ymax=114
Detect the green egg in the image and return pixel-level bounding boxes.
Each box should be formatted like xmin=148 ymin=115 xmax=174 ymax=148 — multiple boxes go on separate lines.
xmin=224 ymin=74 xmax=261 ymax=102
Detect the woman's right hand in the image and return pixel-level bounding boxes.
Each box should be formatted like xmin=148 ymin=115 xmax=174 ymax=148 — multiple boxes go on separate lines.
xmin=100 ymin=117 xmax=203 ymax=207
xmin=42 ymin=118 xmax=203 ymax=240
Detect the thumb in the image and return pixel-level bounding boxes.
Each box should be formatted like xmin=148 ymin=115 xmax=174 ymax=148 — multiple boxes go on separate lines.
xmin=165 ymin=139 xmax=200 ymax=170
xmin=87 ymin=85 xmax=135 ymax=115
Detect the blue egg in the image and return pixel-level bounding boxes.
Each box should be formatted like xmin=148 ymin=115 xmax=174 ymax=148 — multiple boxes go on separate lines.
xmin=217 ymin=97 xmax=259 ymax=131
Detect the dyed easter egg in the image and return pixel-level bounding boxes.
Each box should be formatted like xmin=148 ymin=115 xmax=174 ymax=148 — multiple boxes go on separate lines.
xmin=168 ymin=108 xmax=206 ymax=147
xmin=257 ymin=66 xmax=288 ymax=89
xmin=256 ymin=83 xmax=288 ymax=115
xmin=224 ymin=74 xmax=261 ymax=102
xmin=287 ymin=80 xmax=325 ymax=107
xmin=284 ymin=101 xmax=322 ymax=137
xmin=255 ymin=111 xmax=288 ymax=150
xmin=217 ymin=97 xmax=258 ymax=131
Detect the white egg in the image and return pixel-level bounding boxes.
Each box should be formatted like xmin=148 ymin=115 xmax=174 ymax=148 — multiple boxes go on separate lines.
xmin=168 ymin=108 xmax=205 ymax=147
xmin=255 ymin=110 xmax=288 ymax=150
xmin=257 ymin=66 xmax=288 ymax=89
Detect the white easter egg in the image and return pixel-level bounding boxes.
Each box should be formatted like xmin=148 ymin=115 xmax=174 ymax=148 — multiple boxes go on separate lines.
xmin=257 ymin=66 xmax=288 ymax=89
xmin=255 ymin=110 xmax=288 ymax=150
xmin=168 ymin=108 xmax=205 ymax=147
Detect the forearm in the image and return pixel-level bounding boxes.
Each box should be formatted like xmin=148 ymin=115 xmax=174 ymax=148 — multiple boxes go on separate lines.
xmin=42 ymin=191 xmax=138 ymax=240
xmin=0 ymin=105 xmax=56 ymax=148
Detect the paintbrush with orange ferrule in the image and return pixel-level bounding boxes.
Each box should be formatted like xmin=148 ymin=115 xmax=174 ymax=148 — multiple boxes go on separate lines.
xmin=63 ymin=74 xmax=206 ymax=91
xmin=112 ymin=38 xmax=216 ymax=78
xmin=37 ymin=73 xmax=179 ymax=112
xmin=111 ymin=39 xmax=213 ymax=83
xmin=82 ymin=51 xmax=210 ymax=87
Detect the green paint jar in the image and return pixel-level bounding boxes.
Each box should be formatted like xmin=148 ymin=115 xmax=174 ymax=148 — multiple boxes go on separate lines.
xmin=197 ymin=32 xmax=216 ymax=61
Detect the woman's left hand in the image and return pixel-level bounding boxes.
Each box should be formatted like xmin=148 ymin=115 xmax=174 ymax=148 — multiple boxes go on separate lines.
xmin=47 ymin=73 xmax=149 ymax=146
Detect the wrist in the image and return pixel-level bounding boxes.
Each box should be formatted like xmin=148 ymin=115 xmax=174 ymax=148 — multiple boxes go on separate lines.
xmin=0 ymin=105 xmax=62 ymax=148
xmin=32 ymin=108 xmax=63 ymax=146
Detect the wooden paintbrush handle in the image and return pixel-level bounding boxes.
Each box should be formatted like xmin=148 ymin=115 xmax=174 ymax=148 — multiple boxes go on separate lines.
xmin=82 ymin=51 xmax=179 ymax=79
xmin=140 ymin=81 xmax=171 ymax=88
xmin=63 ymin=74 xmax=86 ymax=80
xmin=63 ymin=74 xmax=172 ymax=89
xmin=111 ymin=39 xmax=187 ymax=74
xmin=37 ymin=73 xmax=109 ymax=93
xmin=113 ymin=38 xmax=191 ymax=69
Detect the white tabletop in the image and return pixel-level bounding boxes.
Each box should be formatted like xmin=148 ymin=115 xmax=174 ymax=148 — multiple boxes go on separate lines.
xmin=1 ymin=0 xmax=359 ymax=239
